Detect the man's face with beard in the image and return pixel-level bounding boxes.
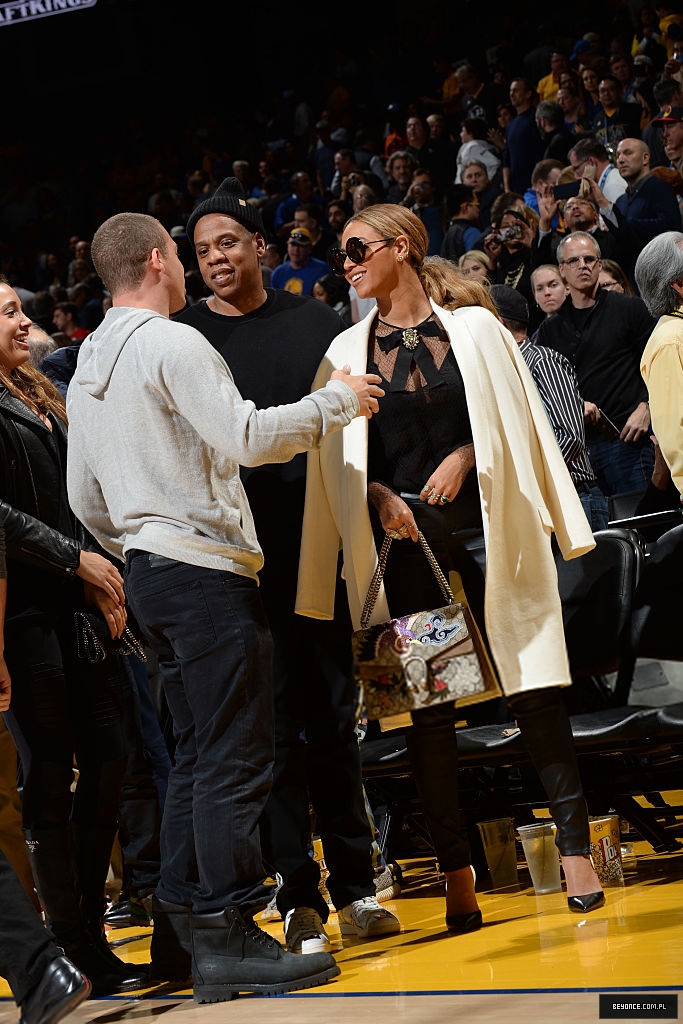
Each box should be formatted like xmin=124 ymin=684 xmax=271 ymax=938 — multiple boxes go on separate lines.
xmin=563 ymin=197 xmax=599 ymax=232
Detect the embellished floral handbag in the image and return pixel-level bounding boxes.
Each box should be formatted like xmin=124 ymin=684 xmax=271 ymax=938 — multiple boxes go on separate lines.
xmin=353 ymin=531 xmax=499 ymax=720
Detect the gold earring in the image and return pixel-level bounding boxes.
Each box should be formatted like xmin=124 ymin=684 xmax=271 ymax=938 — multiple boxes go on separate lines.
xmin=398 ymin=255 xmax=404 ymax=262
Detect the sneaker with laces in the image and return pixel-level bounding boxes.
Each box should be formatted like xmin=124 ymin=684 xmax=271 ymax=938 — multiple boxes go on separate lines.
xmin=337 ymin=896 xmax=401 ymax=938
xmin=374 ymin=863 xmax=402 ymax=903
xmin=284 ymin=907 xmax=332 ymax=954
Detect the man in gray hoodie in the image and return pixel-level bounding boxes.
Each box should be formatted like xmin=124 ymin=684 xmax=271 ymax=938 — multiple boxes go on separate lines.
xmin=65 ymin=211 xmax=383 ymax=1004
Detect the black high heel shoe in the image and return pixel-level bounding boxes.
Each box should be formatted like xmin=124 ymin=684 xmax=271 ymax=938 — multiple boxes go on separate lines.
xmin=567 ymin=892 xmax=605 ymax=913
xmin=445 ymin=910 xmax=483 ymax=934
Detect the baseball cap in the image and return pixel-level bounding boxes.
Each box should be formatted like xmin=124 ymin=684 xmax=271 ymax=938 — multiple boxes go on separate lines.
xmin=652 ymin=104 xmax=683 ymax=124
xmin=288 ymin=228 xmax=313 ymax=245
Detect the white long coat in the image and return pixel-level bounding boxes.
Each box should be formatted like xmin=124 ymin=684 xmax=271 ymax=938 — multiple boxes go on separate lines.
xmin=295 ymin=300 xmax=596 ymax=696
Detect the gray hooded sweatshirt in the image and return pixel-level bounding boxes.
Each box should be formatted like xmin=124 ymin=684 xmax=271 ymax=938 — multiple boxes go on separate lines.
xmin=66 ymin=307 xmax=359 ymax=580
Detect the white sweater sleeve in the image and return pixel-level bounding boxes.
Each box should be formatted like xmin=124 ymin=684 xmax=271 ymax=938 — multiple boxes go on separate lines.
xmin=153 ymin=333 xmax=360 ymax=467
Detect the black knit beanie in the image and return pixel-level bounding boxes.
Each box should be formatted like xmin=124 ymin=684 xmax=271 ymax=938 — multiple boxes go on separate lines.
xmin=185 ymin=177 xmax=266 ymax=246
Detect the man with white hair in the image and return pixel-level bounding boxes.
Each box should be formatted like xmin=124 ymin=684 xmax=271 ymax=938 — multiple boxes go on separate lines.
xmin=535 ymin=230 xmax=657 ymax=496
xmin=635 ymin=231 xmax=683 ymax=497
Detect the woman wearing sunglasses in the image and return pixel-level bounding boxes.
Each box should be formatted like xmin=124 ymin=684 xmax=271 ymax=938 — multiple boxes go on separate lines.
xmin=297 ymin=204 xmax=605 ymax=931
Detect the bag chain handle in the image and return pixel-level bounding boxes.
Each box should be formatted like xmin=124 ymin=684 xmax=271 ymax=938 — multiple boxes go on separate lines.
xmin=360 ymin=530 xmax=454 ymax=629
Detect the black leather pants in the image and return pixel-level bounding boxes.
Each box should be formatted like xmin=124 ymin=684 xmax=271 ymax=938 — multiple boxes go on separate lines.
xmin=506 ymin=687 xmax=590 ymax=856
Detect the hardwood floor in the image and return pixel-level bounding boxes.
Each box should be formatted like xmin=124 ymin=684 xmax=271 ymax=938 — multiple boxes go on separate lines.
xmin=2 ymin=831 xmax=681 ymax=1024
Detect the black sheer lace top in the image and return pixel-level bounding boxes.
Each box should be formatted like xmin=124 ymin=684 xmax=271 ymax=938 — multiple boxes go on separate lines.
xmin=367 ymin=312 xmax=475 ymax=495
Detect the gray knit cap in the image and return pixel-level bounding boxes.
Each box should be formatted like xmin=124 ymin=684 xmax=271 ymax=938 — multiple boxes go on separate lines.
xmin=185 ymin=176 xmax=266 ymax=246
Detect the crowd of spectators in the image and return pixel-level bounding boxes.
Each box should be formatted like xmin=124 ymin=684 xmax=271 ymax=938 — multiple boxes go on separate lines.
xmin=3 ymin=4 xmax=683 ymax=1015
xmin=3 ymin=4 xmax=683 ymax=516
xmin=1 ymin=8 xmax=682 ymax=308
xmin=5 ymin=4 xmax=683 ymax=518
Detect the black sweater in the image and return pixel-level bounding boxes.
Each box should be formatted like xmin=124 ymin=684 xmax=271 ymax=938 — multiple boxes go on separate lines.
xmin=174 ymin=289 xmax=343 ymax=576
xmin=534 ymin=288 xmax=656 ymax=433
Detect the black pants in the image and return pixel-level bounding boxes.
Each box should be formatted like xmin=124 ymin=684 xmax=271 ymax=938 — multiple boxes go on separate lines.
xmin=258 ymin=556 xmax=374 ymax=922
xmin=0 ymin=846 xmax=59 ymax=1007
xmin=3 ymin=605 xmax=127 ymax=833
xmin=115 ymin=656 xmax=164 ymax=902
xmin=375 ymin=493 xmax=590 ymax=871
xmin=124 ymin=553 xmax=275 ymax=915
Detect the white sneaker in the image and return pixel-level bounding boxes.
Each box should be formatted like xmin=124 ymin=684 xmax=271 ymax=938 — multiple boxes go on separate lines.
xmin=337 ymin=896 xmax=401 ymax=937
xmin=284 ymin=907 xmax=332 ymax=954
xmin=374 ymin=863 xmax=402 ymax=903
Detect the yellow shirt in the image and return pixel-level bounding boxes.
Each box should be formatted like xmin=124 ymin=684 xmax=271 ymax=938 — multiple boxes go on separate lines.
xmin=659 ymin=13 xmax=683 ymax=58
xmin=641 ymin=314 xmax=683 ymax=497
xmin=537 ymin=72 xmax=559 ymax=102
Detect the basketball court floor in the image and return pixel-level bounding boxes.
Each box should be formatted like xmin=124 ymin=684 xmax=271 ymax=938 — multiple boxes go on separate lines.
xmin=2 ymin=822 xmax=681 ymax=1024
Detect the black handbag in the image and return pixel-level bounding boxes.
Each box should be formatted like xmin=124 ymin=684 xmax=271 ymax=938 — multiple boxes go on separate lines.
xmin=353 ymin=531 xmax=499 ymax=720
xmin=74 ymin=609 xmax=147 ymax=665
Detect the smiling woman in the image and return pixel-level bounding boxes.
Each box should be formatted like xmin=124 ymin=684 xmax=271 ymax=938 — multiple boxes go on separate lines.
xmin=0 ymin=279 xmax=146 ymax=998
xmin=0 ymin=285 xmax=32 ymax=371
xmin=296 ymin=204 xmax=607 ymax=933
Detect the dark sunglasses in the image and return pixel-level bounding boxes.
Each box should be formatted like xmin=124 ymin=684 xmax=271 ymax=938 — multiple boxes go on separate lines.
xmin=328 ymin=236 xmax=395 ymax=276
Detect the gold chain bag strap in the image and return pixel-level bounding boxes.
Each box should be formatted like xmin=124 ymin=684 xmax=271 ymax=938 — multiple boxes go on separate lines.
xmin=353 ymin=531 xmax=497 ymax=720
xmin=74 ymin=610 xmax=147 ymax=665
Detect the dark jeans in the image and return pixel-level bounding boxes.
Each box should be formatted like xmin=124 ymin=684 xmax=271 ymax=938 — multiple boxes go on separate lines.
xmin=258 ymin=565 xmax=374 ymax=922
xmin=578 ymin=482 xmax=610 ymax=532
xmin=115 ymin=656 xmax=166 ymax=901
xmin=0 ymin=846 xmax=59 ymax=1006
xmin=588 ymin=436 xmax=655 ymax=498
xmin=127 ymin=652 xmax=172 ymax=807
xmin=373 ymin=491 xmax=591 ymax=869
xmin=124 ymin=552 xmax=275 ymax=915
xmin=3 ymin=606 xmax=127 ymax=832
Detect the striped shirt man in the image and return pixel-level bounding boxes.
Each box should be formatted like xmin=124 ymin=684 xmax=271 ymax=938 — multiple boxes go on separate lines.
xmin=519 ymin=339 xmax=596 ymax=488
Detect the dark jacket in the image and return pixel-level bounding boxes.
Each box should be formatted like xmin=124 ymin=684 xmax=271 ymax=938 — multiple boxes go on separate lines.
xmin=0 ymin=385 xmax=93 ymax=616
xmin=534 ymin=222 xmax=627 ymax=267
xmin=614 ymin=174 xmax=682 ymax=276
xmin=541 ymin=125 xmax=575 ymax=165
xmin=38 ymin=343 xmax=83 ymax=399
xmin=441 ymin=218 xmax=480 ymax=261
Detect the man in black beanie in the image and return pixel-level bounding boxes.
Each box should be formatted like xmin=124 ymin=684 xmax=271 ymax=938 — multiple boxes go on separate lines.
xmin=175 ymin=178 xmax=400 ymax=956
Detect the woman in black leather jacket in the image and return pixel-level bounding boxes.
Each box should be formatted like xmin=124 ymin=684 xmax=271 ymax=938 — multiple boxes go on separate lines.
xmin=0 ymin=279 xmax=148 ymax=996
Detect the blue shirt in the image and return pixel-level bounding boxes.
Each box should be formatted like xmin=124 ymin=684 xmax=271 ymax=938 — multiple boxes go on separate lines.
xmin=502 ymin=107 xmax=544 ymax=194
xmin=270 ymin=256 xmax=330 ymax=296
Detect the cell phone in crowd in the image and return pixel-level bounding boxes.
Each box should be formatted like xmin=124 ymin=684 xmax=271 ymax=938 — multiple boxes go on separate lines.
xmin=597 ymin=409 xmax=621 ymax=439
xmin=496 ymin=224 xmax=524 ymax=241
xmin=552 ymin=180 xmax=581 ymax=201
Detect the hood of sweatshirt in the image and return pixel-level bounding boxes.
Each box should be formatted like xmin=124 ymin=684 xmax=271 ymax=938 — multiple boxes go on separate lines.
xmin=72 ymin=307 xmax=161 ymax=398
